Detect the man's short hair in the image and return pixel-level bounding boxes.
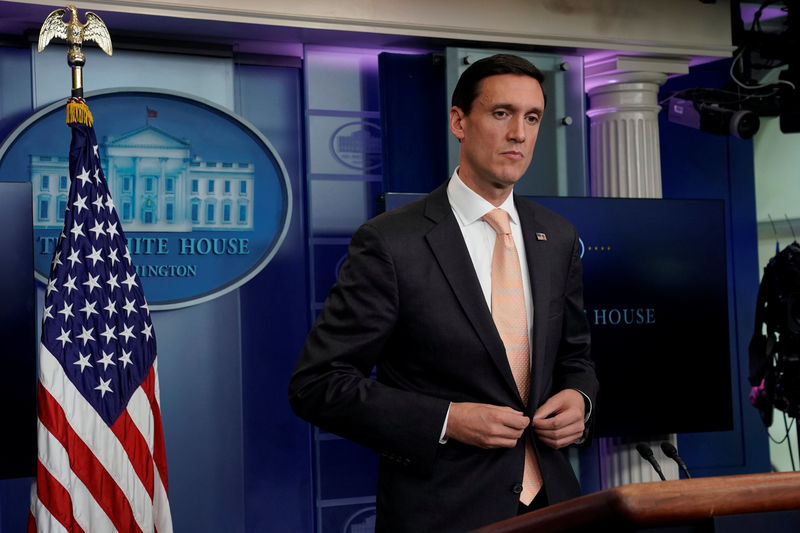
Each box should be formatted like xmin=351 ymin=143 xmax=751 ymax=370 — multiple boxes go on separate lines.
xmin=451 ymin=54 xmax=547 ymax=115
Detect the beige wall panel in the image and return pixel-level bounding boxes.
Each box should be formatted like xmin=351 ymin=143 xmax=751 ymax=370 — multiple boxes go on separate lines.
xmin=14 ymin=0 xmax=732 ymax=57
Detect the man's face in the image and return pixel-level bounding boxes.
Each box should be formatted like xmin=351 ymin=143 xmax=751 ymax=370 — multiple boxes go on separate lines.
xmin=450 ymin=73 xmax=545 ymax=196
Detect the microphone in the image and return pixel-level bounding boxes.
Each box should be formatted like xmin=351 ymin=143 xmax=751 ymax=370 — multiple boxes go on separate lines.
xmin=660 ymin=441 xmax=692 ymax=479
xmin=636 ymin=443 xmax=666 ymax=481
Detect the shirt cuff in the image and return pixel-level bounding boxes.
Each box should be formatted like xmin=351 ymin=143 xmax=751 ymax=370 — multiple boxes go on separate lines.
xmin=439 ymin=403 xmax=451 ymax=444
xmin=576 ymin=389 xmax=592 ymax=422
xmin=574 ymin=389 xmax=592 ymax=445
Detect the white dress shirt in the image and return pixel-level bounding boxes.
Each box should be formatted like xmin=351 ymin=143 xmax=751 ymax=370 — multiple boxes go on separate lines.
xmin=446 ymin=169 xmax=534 ymax=335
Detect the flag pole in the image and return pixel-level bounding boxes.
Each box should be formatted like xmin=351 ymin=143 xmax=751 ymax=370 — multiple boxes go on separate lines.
xmin=31 ymin=7 xmax=174 ymax=533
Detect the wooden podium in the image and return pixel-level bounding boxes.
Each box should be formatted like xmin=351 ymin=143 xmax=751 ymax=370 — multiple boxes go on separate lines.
xmin=474 ymin=472 xmax=800 ymax=532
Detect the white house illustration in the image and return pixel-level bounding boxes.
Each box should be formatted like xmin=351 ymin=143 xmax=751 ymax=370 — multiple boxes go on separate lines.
xmin=30 ymin=154 xmax=70 ymax=229
xmin=30 ymin=125 xmax=255 ymax=232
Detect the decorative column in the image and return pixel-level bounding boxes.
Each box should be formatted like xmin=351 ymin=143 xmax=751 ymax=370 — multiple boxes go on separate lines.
xmin=586 ymin=54 xmax=690 ymax=199
xmin=160 ymin=157 xmax=167 ymax=223
xmin=585 ymin=55 xmax=689 ymax=487
xmin=133 ymin=156 xmax=139 ymax=221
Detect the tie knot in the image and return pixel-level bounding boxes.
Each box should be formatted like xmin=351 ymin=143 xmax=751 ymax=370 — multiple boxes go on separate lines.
xmin=483 ymin=208 xmax=511 ymax=235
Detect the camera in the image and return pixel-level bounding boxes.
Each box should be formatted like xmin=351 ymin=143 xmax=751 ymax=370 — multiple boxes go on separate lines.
xmin=666 ymin=96 xmax=761 ymax=139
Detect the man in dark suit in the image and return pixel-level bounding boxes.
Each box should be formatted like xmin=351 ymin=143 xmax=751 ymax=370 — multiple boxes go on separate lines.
xmin=289 ymin=54 xmax=598 ymax=532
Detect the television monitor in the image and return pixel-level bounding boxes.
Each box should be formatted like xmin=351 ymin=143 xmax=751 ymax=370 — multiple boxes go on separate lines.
xmin=382 ymin=193 xmax=733 ymax=439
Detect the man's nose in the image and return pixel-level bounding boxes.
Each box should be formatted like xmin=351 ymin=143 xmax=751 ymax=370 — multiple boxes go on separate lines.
xmin=507 ymin=117 xmax=526 ymax=143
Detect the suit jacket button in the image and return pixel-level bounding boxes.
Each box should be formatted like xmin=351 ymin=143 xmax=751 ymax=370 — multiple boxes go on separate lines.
xmin=511 ymin=483 xmax=523 ymax=494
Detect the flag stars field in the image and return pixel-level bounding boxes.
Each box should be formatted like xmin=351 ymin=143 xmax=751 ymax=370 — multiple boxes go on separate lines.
xmin=40 ymin=135 xmax=156 ymax=411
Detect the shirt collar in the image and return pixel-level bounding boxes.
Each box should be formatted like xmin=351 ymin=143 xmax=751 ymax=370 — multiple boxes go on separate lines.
xmin=447 ymin=168 xmax=519 ymax=227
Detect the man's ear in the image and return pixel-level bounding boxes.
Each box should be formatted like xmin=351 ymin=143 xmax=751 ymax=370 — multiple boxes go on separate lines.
xmin=450 ymin=106 xmax=466 ymax=142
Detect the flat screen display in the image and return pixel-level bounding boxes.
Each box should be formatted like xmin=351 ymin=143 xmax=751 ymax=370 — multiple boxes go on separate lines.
xmin=383 ymin=193 xmax=733 ymax=438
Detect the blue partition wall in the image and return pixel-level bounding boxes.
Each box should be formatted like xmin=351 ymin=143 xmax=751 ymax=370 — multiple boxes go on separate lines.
xmin=235 ymin=62 xmax=312 ymax=533
xmin=302 ymin=46 xmax=385 ymax=533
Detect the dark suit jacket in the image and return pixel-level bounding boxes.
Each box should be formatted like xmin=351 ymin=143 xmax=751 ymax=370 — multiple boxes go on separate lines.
xmin=289 ymin=182 xmax=598 ymax=532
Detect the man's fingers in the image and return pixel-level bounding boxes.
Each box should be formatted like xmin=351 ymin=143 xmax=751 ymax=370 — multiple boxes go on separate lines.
xmin=531 ymin=409 xmax=581 ymax=430
xmin=533 ymin=419 xmax=583 ymax=438
xmin=486 ymin=405 xmax=530 ymax=430
xmin=531 ymin=390 xmax=586 ymax=450
xmin=533 ymin=389 xmax=585 ymax=422
xmin=478 ymin=405 xmax=529 ymax=441
xmin=446 ymin=402 xmax=530 ymax=449
xmin=537 ymin=427 xmax=584 ymax=449
xmin=532 ymin=417 xmax=585 ymax=449
xmin=531 ymin=398 xmax=559 ymax=421
xmin=537 ymin=432 xmax=582 ymax=449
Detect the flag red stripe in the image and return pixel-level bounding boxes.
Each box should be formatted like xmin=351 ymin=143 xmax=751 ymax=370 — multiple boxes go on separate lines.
xmin=142 ymin=368 xmax=169 ymax=493
xmin=37 ymin=383 xmax=145 ymax=533
xmin=34 ymin=460 xmax=87 ymax=533
xmin=110 ymin=408 xmax=155 ymax=499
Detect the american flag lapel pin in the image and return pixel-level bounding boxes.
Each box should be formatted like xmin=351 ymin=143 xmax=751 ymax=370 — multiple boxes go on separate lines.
xmin=536 ymin=232 xmax=547 ymax=241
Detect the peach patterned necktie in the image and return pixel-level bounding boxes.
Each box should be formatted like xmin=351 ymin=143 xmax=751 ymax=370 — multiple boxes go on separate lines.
xmin=482 ymin=208 xmax=543 ymax=506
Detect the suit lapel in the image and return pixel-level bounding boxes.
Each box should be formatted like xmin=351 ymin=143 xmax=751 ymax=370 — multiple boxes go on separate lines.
xmin=517 ymin=196 xmax=551 ymax=409
xmin=423 ymin=185 xmax=521 ymax=401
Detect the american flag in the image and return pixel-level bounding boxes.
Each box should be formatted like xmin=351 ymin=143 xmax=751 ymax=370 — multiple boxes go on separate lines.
xmin=28 ymin=97 xmax=173 ymax=533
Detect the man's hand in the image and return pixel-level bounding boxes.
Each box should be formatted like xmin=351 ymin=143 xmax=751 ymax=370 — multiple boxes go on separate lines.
xmin=531 ymin=389 xmax=585 ymax=449
xmin=445 ymin=402 xmax=529 ymax=449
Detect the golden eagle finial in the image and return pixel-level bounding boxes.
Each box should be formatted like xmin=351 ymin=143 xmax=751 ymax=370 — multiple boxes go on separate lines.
xmin=38 ymin=5 xmax=113 ymax=96
xmin=38 ymin=5 xmax=112 ymax=55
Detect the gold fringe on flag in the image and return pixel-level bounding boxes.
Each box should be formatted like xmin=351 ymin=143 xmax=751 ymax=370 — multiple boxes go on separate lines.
xmin=66 ymin=97 xmax=93 ymax=127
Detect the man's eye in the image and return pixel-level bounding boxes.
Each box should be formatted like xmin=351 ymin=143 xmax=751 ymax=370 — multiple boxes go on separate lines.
xmin=526 ymin=115 xmax=539 ymax=124
xmin=493 ymin=111 xmax=508 ymax=118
